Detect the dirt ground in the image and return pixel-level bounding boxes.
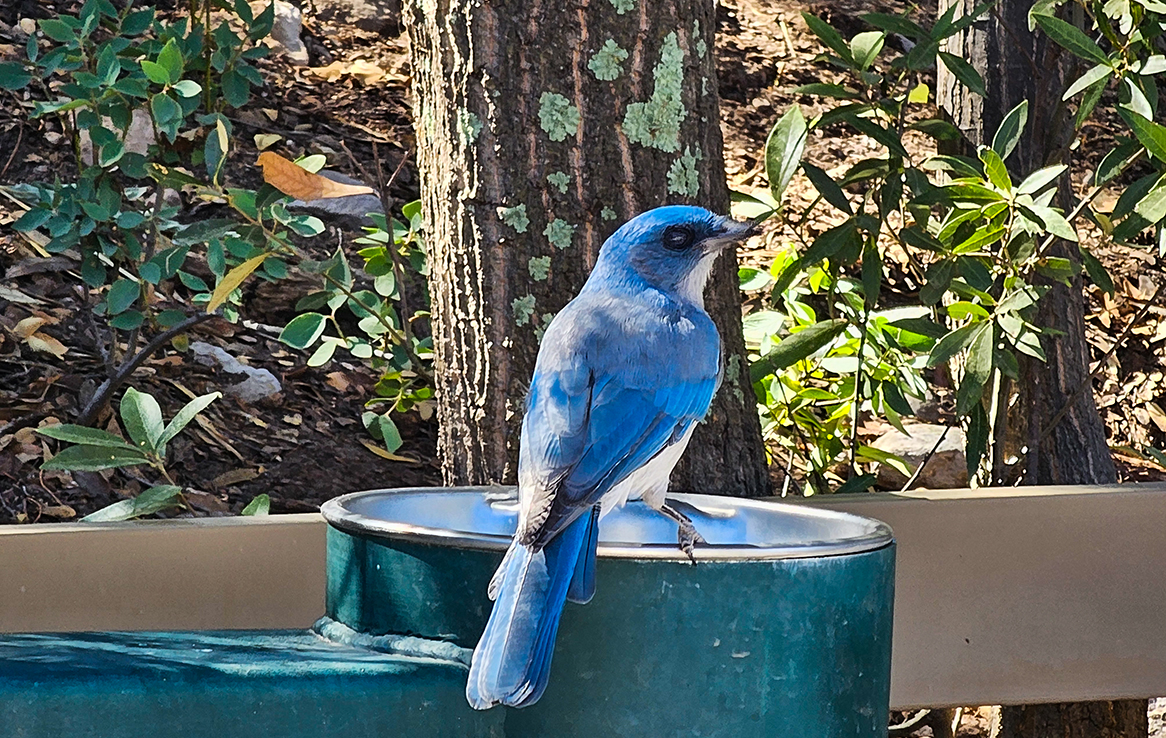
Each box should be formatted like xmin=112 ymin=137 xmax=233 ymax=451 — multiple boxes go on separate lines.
xmin=2 ymin=0 xmax=1165 ymax=524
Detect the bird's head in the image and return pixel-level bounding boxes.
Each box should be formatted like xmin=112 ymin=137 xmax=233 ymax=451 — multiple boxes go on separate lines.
xmin=597 ymin=205 xmax=756 ymax=305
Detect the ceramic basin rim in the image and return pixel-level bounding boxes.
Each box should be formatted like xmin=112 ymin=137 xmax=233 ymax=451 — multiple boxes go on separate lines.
xmin=321 ymin=488 xmax=894 ymax=562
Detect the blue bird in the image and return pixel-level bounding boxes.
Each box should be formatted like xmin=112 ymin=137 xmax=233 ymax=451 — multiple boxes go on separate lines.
xmin=465 ymin=205 xmax=755 ymax=710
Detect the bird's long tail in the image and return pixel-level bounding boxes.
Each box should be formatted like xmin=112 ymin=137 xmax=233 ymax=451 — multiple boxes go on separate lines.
xmin=466 ymin=511 xmax=592 ymax=710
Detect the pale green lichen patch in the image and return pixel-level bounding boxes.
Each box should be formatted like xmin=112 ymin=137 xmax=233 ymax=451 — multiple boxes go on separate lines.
xmin=588 ymin=39 xmax=629 ymax=81
xmin=725 ymin=354 xmax=745 ymax=402
xmin=458 ymin=110 xmax=482 ymax=145
xmin=622 ymin=32 xmax=686 ymax=153
xmin=497 ymin=204 xmax=529 ymax=233
xmin=528 ymin=255 xmax=551 ymax=280
xmin=601 ymin=206 xmax=617 ymax=221
xmin=667 ymin=145 xmax=702 ymax=198
xmin=694 ymin=19 xmax=707 ymax=58
xmin=609 ymin=0 xmax=634 ymax=14
xmin=512 ymin=294 xmax=536 ymax=325
xmin=538 ymin=92 xmax=580 ymax=142
xmin=547 ymin=171 xmax=570 ymax=193
xmin=544 ymin=218 xmax=575 ymax=249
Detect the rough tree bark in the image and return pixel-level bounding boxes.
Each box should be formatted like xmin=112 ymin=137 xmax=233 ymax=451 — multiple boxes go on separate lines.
xmin=938 ymin=1 xmax=1143 ymax=736
xmin=404 ymin=0 xmax=769 ymax=495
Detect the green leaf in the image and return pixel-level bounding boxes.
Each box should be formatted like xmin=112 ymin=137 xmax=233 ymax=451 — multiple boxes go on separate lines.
xmin=847 ymin=116 xmax=909 ymax=157
xmin=109 ymin=311 xmax=145 ymax=330
xmin=1032 ymin=13 xmax=1109 ymax=65
xmin=82 ymin=485 xmax=183 ymax=522
xmin=13 ymin=208 xmax=51 ymax=232
xmin=861 ymin=240 xmax=881 ymax=310
xmin=850 ymin=31 xmax=885 ymax=70
xmin=801 ymin=13 xmax=854 ymax=64
xmin=938 ymin=51 xmax=986 ymax=96
xmin=37 ymin=424 xmax=138 ymax=451
xmin=792 ymin=83 xmax=859 ymax=99
xmin=1063 ymin=63 xmax=1112 ymax=100
xmin=947 ymin=301 xmax=991 ymax=320
xmin=42 ymin=445 xmax=148 ymax=472
xmin=956 ymin=322 xmax=994 ymax=414
xmin=39 ymin=18 xmax=76 ymax=42
xmin=221 ymin=68 xmax=249 ymax=108
xmin=966 ymin=403 xmax=988 ymax=479
xmin=991 ymin=100 xmax=1028 ymax=160
xmin=765 ymin=106 xmax=807 ymax=202
xmin=280 ymin=313 xmax=328 ymax=349
xmin=120 ymin=387 xmax=164 ymax=453
xmin=156 ymin=39 xmax=185 ymax=85
xmin=150 ymin=92 xmax=181 ymax=125
xmin=172 ymin=80 xmax=202 ymax=98
xmin=1119 ymin=107 xmax=1166 ymax=162
xmin=749 ymin=319 xmax=848 ymax=381
xmin=0 ymin=61 xmax=31 ymax=91
xmin=979 ymin=147 xmax=1011 ymax=191
xmin=803 ymin=220 xmax=860 ymax=265
xmin=835 ymin=474 xmax=877 ymax=494
xmin=802 ymin=163 xmax=853 ymax=214
xmin=1134 ymin=185 xmax=1166 ymax=223
xmin=1079 ymin=246 xmax=1114 ymax=297
xmin=862 ymin=12 xmax=927 ymax=39
xmin=927 ymin=323 xmax=977 ymax=367
xmin=140 ymin=60 xmax=171 ymax=86
xmin=158 ymin=392 xmax=222 ymax=449
xmin=907 ymin=119 xmax=963 ymax=141
xmin=121 ymin=7 xmax=155 ymax=35
xmin=241 ymin=494 xmax=271 ymax=516
xmin=106 ymin=279 xmax=139 ymax=315
xmin=1017 ymin=164 xmax=1066 ymax=195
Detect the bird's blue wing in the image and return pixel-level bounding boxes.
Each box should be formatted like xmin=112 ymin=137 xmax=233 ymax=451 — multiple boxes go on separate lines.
xmin=516 ymin=295 xmax=720 ymax=548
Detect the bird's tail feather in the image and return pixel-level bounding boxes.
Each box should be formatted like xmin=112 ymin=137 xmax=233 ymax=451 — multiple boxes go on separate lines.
xmin=566 ymin=505 xmax=600 ymax=604
xmin=466 ymin=513 xmax=591 ymax=709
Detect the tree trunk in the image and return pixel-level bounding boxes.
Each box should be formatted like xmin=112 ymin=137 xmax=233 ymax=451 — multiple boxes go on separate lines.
xmin=404 ymin=0 xmax=768 ymax=495
xmin=938 ymin=0 xmax=1141 ymax=735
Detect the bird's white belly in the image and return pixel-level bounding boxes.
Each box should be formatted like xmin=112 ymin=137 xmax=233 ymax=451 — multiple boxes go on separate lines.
xmin=598 ymin=425 xmax=696 ymax=517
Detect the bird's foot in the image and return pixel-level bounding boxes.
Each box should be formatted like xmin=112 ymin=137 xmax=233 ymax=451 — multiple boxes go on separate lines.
xmin=660 ymin=503 xmax=705 ymax=565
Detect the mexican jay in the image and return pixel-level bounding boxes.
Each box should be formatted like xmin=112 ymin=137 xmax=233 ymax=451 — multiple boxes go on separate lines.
xmin=465 ymin=205 xmax=754 ymax=710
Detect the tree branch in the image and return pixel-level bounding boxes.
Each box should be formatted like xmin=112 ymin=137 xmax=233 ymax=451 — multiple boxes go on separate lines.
xmin=77 ymin=312 xmax=218 ymax=425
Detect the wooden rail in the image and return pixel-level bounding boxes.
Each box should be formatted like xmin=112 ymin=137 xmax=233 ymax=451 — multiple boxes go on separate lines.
xmin=2 ymin=484 xmax=1165 ymax=710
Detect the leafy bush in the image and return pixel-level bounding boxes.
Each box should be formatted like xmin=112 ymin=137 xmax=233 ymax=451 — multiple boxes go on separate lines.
xmin=746 ymin=1 xmax=1161 ymax=492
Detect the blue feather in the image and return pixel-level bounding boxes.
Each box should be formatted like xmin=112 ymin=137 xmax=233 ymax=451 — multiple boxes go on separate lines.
xmin=465 ymin=512 xmax=592 ymax=709
xmin=566 ymin=506 xmax=600 ymax=604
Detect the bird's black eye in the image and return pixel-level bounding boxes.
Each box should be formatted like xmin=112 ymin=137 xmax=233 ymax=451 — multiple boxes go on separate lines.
xmin=662 ymin=225 xmax=695 ymax=251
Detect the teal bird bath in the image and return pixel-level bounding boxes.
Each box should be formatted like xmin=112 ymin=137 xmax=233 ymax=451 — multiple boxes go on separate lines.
xmin=323 ymin=487 xmax=896 ymax=738
xmin=0 ymin=487 xmax=893 ymax=737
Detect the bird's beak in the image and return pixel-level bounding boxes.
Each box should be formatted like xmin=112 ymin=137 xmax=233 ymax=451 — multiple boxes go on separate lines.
xmin=704 ymin=216 xmax=758 ymax=253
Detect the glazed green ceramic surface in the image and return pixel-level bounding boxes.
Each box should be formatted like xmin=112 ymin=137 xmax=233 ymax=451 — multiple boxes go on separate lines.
xmin=326 ymin=525 xmax=895 ymax=738
xmin=0 ymin=630 xmax=501 ymax=737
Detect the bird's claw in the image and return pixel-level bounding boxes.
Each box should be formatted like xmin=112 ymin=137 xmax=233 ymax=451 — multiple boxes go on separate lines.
xmin=676 ymin=520 xmax=706 ymax=564
xmin=660 ymin=502 xmax=705 ymax=565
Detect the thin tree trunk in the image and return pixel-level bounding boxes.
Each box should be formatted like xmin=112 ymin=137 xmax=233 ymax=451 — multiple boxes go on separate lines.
xmin=938 ymin=0 xmax=1142 ymax=735
xmin=405 ymin=0 xmax=768 ymax=495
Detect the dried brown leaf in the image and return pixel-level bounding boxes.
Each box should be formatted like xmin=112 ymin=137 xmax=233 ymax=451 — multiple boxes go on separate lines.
xmin=24 ymin=332 xmax=68 ymax=357
xmin=256 ymin=151 xmax=375 ymax=200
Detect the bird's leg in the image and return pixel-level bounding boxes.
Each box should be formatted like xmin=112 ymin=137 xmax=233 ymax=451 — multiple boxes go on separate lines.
xmin=658 ymin=503 xmax=706 ymax=564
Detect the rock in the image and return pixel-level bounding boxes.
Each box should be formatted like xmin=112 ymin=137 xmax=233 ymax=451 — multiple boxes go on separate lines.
xmin=191 ymin=341 xmax=282 ymax=403
xmin=79 ymin=108 xmax=154 ymax=166
xmin=870 ymin=423 xmax=967 ymax=490
xmin=251 ymin=0 xmax=309 ymax=65
xmin=286 ymin=169 xmax=383 ymax=229
xmin=312 ymin=0 xmax=401 ymax=34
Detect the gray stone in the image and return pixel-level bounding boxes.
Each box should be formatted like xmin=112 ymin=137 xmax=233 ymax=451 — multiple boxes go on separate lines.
xmin=191 ymin=341 xmax=282 ymax=403
xmin=252 ymin=0 xmax=309 ymax=65
xmin=286 ymin=170 xmax=383 ymax=229
xmin=870 ymin=423 xmax=967 ymax=490
xmin=79 ymin=108 xmax=154 ymax=166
